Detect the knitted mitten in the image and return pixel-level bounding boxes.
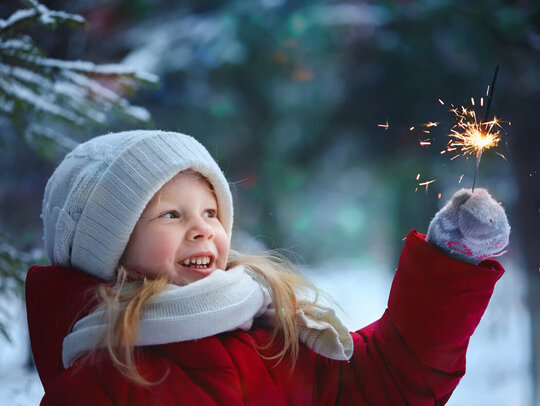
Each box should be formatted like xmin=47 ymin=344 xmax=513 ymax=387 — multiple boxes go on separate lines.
xmin=427 ymin=188 xmax=510 ymax=265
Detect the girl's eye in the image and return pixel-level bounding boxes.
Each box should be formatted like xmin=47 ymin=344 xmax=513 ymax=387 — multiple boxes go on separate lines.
xmin=160 ymin=211 xmax=180 ymax=219
xmin=203 ymin=209 xmax=217 ymax=218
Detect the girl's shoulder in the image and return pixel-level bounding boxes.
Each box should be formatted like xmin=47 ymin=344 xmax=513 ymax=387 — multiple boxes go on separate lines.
xmin=26 ymin=265 xmax=103 ymax=390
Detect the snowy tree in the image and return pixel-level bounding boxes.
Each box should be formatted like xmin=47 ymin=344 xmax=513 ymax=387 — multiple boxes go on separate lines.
xmin=0 ymin=0 xmax=158 ymax=340
xmin=0 ymin=0 xmax=158 ymax=152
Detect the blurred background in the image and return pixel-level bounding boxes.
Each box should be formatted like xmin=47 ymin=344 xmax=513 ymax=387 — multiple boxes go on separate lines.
xmin=0 ymin=0 xmax=538 ymax=405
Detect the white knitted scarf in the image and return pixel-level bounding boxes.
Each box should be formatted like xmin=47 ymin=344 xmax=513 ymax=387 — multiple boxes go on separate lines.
xmin=62 ymin=266 xmax=353 ymax=368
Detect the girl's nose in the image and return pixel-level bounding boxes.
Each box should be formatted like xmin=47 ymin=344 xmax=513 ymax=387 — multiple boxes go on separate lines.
xmin=187 ymin=219 xmax=214 ymax=241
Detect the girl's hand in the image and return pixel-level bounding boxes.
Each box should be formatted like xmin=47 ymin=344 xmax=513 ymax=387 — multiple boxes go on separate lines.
xmin=426 ymin=188 xmax=510 ymax=265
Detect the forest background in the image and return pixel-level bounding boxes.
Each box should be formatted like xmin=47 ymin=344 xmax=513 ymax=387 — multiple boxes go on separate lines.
xmin=0 ymin=0 xmax=539 ymax=404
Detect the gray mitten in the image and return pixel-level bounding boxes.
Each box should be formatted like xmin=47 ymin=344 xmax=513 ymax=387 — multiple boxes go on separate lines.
xmin=427 ymin=188 xmax=510 ymax=265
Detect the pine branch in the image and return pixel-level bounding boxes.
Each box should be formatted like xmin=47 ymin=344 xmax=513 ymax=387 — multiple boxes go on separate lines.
xmin=31 ymin=57 xmax=157 ymax=85
xmin=0 ymin=233 xmax=45 ymax=343
xmin=0 ymin=0 xmax=159 ymax=155
xmin=0 ymin=36 xmax=35 ymax=54
xmin=0 ymin=74 xmax=85 ymax=125
xmin=0 ymin=1 xmax=86 ymax=34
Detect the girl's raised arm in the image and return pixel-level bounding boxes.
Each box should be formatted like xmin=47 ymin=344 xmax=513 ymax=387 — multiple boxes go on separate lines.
xmin=332 ymin=189 xmax=508 ymax=405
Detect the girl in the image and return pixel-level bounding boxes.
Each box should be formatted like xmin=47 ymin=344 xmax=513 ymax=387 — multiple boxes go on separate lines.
xmin=26 ymin=130 xmax=509 ymax=405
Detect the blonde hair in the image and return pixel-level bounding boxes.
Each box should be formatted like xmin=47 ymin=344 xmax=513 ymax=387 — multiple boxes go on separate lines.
xmin=95 ymin=267 xmax=169 ymax=385
xmin=95 ymin=251 xmax=318 ymax=386
xmin=228 ymin=249 xmax=319 ymax=364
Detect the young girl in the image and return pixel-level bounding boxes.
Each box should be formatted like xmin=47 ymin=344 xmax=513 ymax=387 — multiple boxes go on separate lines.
xmin=26 ymin=130 xmax=509 ymax=405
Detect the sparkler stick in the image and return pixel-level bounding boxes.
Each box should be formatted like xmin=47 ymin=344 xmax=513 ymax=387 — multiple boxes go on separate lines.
xmin=472 ymin=64 xmax=499 ymax=192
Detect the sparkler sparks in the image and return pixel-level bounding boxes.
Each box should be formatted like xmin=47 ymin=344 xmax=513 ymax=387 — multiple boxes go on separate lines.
xmin=443 ymin=65 xmax=504 ymax=191
xmin=444 ymin=107 xmax=502 ymax=159
xmin=410 ymin=66 xmax=506 ymax=196
xmin=418 ymin=179 xmax=436 ymax=194
xmin=378 ymin=120 xmax=390 ymax=130
xmin=415 ymin=173 xmax=437 ymax=194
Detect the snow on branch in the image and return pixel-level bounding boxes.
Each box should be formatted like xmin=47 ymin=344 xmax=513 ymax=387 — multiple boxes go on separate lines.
xmin=0 ymin=0 xmax=85 ymax=33
xmin=34 ymin=58 xmax=158 ymax=85
xmin=0 ymin=0 xmax=159 ymax=155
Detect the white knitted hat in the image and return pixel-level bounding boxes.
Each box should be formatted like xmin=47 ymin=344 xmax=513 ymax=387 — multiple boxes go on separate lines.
xmin=42 ymin=130 xmax=233 ymax=281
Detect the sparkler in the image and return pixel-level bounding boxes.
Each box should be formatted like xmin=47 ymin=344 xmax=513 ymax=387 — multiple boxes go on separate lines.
xmin=443 ymin=65 xmax=502 ymax=192
xmin=379 ymin=67 xmax=506 ymax=196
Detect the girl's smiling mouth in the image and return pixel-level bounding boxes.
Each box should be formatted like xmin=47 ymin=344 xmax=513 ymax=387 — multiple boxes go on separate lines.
xmin=180 ymin=254 xmax=215 ymax=271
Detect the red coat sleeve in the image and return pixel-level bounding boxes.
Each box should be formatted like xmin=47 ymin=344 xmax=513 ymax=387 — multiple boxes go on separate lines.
xmin=338 ymin=230 xmax=504 ymax=405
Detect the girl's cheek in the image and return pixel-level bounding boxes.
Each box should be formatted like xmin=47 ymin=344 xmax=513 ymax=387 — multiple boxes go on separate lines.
xmin=145 ymin=239 xmax=176 ymax=263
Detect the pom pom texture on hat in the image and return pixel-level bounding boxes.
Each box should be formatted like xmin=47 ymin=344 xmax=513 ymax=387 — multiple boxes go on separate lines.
xmin=42 ymin=130 xmax=233 ymax=281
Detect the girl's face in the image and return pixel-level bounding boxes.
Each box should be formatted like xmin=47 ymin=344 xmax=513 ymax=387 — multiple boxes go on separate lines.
xmin=122 ymin=172 xmax=229 ymax=286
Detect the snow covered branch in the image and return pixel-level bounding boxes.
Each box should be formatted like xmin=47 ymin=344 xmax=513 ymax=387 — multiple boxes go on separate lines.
xmin=0 ymin=0 xmax=85 ymax=34
xmin=0 ymin=0 xmax=158 ymax=154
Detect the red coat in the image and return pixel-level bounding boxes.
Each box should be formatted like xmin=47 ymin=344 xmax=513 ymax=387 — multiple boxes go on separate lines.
xmin=26 ymin=231 xmax=504 ymax=405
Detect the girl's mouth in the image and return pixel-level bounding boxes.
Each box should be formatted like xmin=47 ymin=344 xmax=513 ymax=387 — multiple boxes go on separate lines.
xmin=181 ymin=256 xmax=213 ymax=269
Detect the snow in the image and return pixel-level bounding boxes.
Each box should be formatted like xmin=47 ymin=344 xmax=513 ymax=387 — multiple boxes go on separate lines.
xmin=0 ymin=2 xmax=155 ymax=129
xmin=0 ymin=294 xmax=44 ymax=405
xmin=307 ymin=258 xmax=534 ymax=406
xmin=0 ymin=258 xmax=533 ymax=405
xmin=0 ymin=9 xmax=36 ymax=31
xmin=0 ymin=4 xmax=84 ymax=32
xmin=0 ymin=76 xmax=83 ymax=124
xmin=35 ymin=4 xmax=85 ymax=26
xmin=34 ymin=58 xmax=158 ymax=84
xmin=0 ymin=366 xmax=43 ymax=406
xmin=123 ymin=105 xmax=152 ymax=123
xmin=0 ymin=65 xmax=47 ymax=87
xmin=0 ymin=65 xmax=90 ymax=121
xmin=0 ymin=38 xmax=34 ymax=53
xmin=0 ymin=61 xmax=153 ymax=127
